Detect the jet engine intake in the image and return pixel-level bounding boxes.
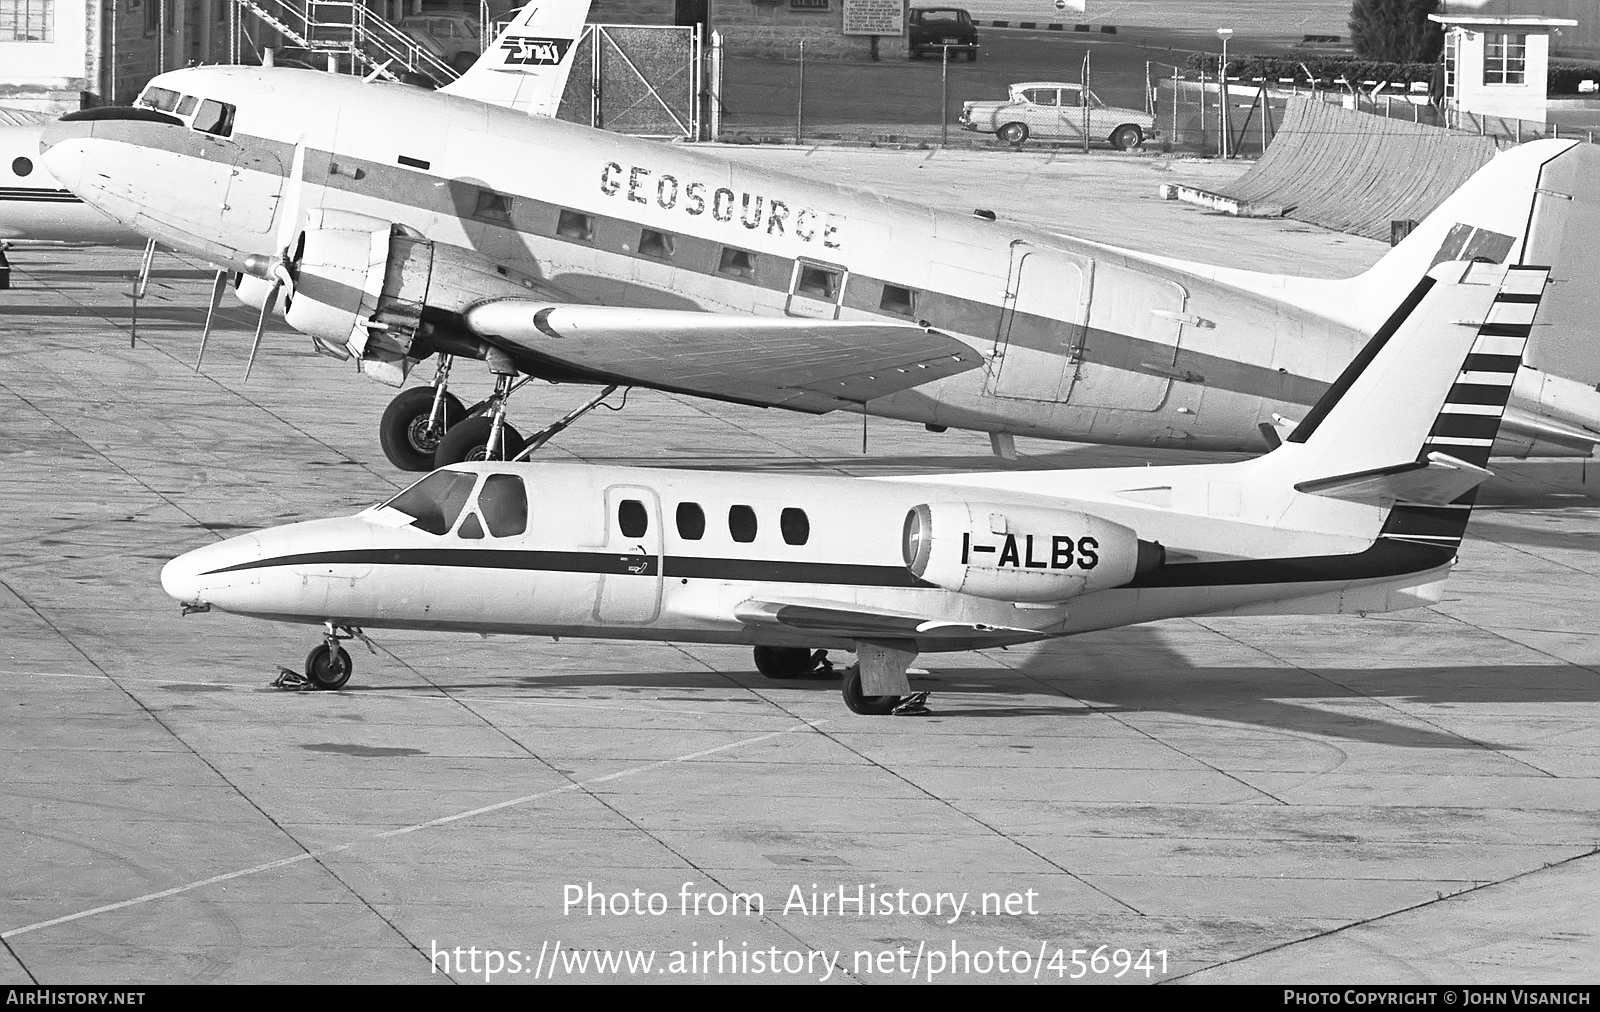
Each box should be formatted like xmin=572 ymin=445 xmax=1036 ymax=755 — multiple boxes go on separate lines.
xmin=903 ymin=502 xmax=1162 ymax=602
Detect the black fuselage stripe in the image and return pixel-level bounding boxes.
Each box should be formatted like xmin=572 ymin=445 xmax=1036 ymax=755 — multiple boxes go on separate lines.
xmin=200 ymin=541 xmax=1453 ymax=591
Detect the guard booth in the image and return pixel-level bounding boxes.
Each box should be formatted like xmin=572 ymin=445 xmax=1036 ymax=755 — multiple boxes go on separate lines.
xmin=1430 ymin=12 xmax=1576 ymax=124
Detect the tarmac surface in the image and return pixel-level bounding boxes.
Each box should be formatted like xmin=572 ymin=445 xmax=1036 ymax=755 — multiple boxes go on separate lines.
xmin=1 ymin=150 xmax=1598 ymax=985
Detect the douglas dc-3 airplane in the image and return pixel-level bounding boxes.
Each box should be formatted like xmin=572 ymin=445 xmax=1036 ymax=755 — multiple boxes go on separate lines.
xmin=162 ymin=260 xmax=1545 ymax=714
xmin=35 ymin=0 xmax=1600 ymax=470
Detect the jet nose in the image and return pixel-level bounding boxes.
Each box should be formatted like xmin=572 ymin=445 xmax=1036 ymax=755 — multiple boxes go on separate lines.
xmin=39 ymin=119 xmax=93 ymax=189
xmin=160 ymin=550 xmax=207 ymax=605
xmin=160 ymin=534 xmax=264 ymax=607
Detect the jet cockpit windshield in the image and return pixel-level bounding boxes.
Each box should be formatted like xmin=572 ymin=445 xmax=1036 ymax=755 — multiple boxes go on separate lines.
xmin=379 ymin=469 xmax=531 ymax=538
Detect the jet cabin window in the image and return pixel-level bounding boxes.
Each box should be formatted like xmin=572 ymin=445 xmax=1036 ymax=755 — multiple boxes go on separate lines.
xmin=383 ymin=470 xmax=477 ymax=536
xmin=676 ymin=502 xmax=706 ymax=540
xmin=478 ymin=474 xmax=528 ymax=537
xmin=619 ymin=500 xmax=649 ymax=538
xmin=780 ymin=508 xmax=810 ymax=546
xmin=728 ymin=505 xmax=757 ymax=543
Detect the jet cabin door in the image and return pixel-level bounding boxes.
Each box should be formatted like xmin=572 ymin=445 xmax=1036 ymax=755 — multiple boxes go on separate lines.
xmin=594 ymin=486 xmax=664 ymax=624
xmin=985 ymin=246 xmax=1092 ymax=401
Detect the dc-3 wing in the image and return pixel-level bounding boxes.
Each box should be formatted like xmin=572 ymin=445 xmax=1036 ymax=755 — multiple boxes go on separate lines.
xmin=463 ymin=300 xmax=984 ymax=411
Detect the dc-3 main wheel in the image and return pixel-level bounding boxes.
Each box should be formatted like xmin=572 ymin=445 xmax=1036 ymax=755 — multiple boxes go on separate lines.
xmin=841 ymin=664 xmax=900 ymax=715
xmin=753 ymin=646 xmax=818 ymax=679
xmin=433 ymin=416 xmax=525 ymax=467
xmin=305 ymin=644 xmax=353 ymax=690
xmin=379 ymin=386 xmax=464 ymax=472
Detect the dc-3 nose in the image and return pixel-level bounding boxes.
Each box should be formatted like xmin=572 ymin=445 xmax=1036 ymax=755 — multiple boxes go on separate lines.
xmin=38 ymin=118 xmax=94 ymax=190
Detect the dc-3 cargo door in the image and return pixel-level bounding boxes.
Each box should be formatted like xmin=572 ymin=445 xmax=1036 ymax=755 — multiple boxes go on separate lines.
xmin=1070 ymin=265 xmax=1187 ymax=411
xmin=985 ymin=245 xmax=1092 ymax=401
xmin=594 ymin=486 xmax=663 ymax=624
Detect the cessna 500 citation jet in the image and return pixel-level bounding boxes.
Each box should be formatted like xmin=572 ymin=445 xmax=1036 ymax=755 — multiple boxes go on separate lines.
xmin=161 ymin=260 xmax=1544 ymax=715
xmin=36 ymin=0 xmax=1600 ymax=469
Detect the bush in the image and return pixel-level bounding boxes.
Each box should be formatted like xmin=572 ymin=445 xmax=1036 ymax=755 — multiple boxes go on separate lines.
xmin=1184 ymin=52 xmax=1434 ymax=86
xmin=1549 ymin=59 xmax=1600 ymax=95
xmin=1349 ymin=0 xmax=1444 ymax=63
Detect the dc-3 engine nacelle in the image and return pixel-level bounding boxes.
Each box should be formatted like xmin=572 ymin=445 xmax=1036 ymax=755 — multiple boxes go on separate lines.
xmin=233 ymin=272 xmax=280 ymax=313
xmin=270 ymin=209 xmax=552 ymax=387
xmin=903 ymin=502 xmax=1164 ymax=603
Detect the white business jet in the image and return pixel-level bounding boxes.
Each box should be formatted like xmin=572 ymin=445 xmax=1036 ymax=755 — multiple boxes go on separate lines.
xmin=36 ymin=1 xmax=1600 ymax=470
xmin=161 ymin=259 xmax=1544 ymax=715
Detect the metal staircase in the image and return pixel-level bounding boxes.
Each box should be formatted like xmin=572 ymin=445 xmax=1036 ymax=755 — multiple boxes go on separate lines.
xmin=231 ymin=0 xmax=459 ymax=86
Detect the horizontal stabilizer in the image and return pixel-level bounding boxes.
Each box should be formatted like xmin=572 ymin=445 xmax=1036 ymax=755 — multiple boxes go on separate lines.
xmin=1294 ymin=451 xmax=1492 ymax=508
xmin=733 ymin=599 xmax=1042 ymax=639
xmin=465 ymin=300 xmax=983 ymax=410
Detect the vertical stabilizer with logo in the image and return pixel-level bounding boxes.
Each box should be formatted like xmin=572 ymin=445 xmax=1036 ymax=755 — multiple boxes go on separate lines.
xmin=438 ymin=0 xmax=592 ymax=116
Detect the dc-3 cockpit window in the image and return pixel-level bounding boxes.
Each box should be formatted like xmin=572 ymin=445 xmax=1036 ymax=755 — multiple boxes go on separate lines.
xmin=192 ymin=98 xmax=236 ymax=137
xmin=139 ymin=87 xmax=183 ymax=113
xmin=383 ymin=470 xmax=478 ymax=536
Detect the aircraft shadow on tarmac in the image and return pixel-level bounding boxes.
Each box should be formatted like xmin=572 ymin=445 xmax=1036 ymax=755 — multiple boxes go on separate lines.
xmin=324 ymin=620 xmax=1600 ymax=749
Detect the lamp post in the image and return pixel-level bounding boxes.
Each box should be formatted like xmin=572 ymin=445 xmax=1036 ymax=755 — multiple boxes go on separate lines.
xmin=1216 ymin=28 xmax=1233 ymax=159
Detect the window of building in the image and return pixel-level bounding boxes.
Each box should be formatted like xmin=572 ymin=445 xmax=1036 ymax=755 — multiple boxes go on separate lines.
xmin=144 ymin=0 xmax=158 ymax=34
xmin=718 ymin=247 xmax=756 ymax=278
xmin=780 ymin=508 xmax=810 ymax=546
xmin=558 ymin=208 xmax=594 ymax=241
xmin=473 ymin=189 xmax=513 ymax=225
xmin=728 ymin=505 xmax=757 ymax=543
xmin=790 ymin=0 xmax=829 ymax=8
xmin=676 ymin=502 xmax=706 ymax=540
xmin=619 ymin=499 xmax=649 ymax=538
xmin=1484 ymin=32 xmax=1526 ymax=86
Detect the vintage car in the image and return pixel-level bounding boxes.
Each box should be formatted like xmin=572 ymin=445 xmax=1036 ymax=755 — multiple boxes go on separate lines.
xmin=909 ymin=7 xmax=979 ymax=60
xmin=959 ymin=81 xmax=1158 ymax=149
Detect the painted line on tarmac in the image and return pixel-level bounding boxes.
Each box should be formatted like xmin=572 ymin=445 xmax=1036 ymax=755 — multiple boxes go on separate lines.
xmin=0 ymin=719 xmax=827 ymax=941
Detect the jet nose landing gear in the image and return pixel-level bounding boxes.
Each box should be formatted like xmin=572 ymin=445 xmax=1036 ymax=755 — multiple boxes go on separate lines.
xmin=274 ymin=623 xmax=373 ymax=691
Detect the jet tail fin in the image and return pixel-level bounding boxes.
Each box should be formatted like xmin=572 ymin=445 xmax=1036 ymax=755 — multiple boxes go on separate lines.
xmin=437 ymin=0 xmax=591 ymax=117
xmin=1260 ymin=261 xmax=1549 ymax=547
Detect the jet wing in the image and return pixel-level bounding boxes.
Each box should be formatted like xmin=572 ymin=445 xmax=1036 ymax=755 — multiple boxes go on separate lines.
xmin=463 ymin=300 xmax=984 ymax=412
xmin=731 ymin=598 xmax=1048 ymax=640
xmin=1294 ymin=451 xmax=1493 ymax=508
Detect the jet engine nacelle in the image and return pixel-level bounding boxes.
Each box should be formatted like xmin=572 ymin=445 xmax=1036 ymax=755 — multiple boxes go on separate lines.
xmin=903 ymin=501 xmax=1162 ymax=603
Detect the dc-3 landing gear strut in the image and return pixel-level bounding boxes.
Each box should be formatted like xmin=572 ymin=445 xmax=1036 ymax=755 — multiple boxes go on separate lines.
xmin=376 ymin=350 xmax=627 ymax=471
xmin=755 ymin=642 xmax=930 ymax=715
xmin=273 ymin=623 xmax=374 ymax=691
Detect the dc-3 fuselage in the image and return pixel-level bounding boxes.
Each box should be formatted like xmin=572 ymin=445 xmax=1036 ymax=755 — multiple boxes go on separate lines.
xmin=163 ymin=261 xmax=1547 ymax=713
xmin=39 ymin=64 xmax=1600 ymax=461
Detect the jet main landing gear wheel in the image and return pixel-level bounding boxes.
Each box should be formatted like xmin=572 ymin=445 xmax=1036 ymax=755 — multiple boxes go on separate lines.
xmin=305 ymin=643 xmax=352 ymax=690
xmin=841 ymin=664 xmax=899 ymax=715
xmin=380 ymin=385 xmax=464 ymax=471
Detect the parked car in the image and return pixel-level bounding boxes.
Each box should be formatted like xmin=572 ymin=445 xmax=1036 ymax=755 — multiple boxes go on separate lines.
xmin=909 ymin=7 xmax=978 ymax=61
xmin=399 ymin=12 xmax=484 ymax=73
xmin=959 ymin=82 xmax=1158 ymax=149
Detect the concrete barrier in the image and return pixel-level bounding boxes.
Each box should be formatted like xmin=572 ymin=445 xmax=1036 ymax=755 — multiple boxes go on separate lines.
xmin=1195 ymin=97 xmax=1503 ymax=241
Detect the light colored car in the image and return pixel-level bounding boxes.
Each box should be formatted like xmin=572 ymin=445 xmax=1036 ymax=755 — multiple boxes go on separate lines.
xmin=960 ymin=81 xmax=1157 ymax=150
xmin=400 ymin=12 xmax=485 ymax=73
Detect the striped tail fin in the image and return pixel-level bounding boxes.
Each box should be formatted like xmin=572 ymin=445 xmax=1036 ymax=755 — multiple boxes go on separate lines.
xmin=1377 ymin=264 xmax=1547 ymax=551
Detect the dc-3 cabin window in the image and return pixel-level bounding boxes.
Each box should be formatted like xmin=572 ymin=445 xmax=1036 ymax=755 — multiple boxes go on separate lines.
xmin=558 ymin=209 xmax=595 ymax=242
xmin=383 ymin=470 xmax=477 ymax=536
xmin=797 ymin=264 xmax=842 ymax=299
xmin=879 ymin=284 xmax=916 ymax=316
xmin=638 ymin=228 xmax=675 ymax=260
xmin=728 ymin=505 xmax=758 ymax=543
xmin=618 ymin=500 xmax=650 ymax=538
xmin=718 ymin=247 xmax=757 ymax=278
xmin=780 ymin=508 xmax=810 ymax=546
xmin=473 ymin=190 xmax=513 ymax=225
xmin=676 ymin=502 xmax=706 ymax=540
xmin=192 ymin=99 xmax=235 ymax=137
